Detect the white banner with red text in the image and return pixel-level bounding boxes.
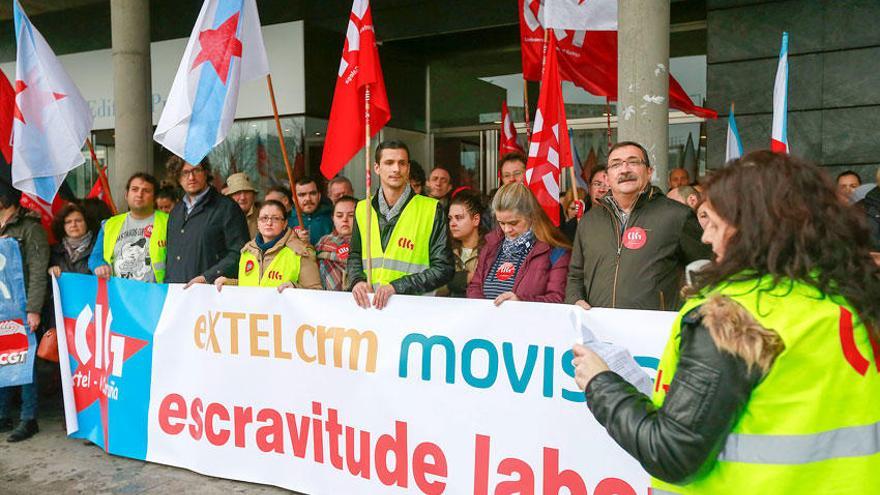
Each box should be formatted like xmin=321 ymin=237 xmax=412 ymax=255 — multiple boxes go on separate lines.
xmin=53 ymin=273 xmax=674 ymax=494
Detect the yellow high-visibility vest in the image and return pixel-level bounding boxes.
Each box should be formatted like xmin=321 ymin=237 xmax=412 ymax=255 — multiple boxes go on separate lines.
xmin=102 ymin=211 xmax=168 ymax=283
xmin=651 ymin=276 xmax=880 ymax=494
xmin=355 ymin=194 xmax=437 ymax=288
xmin=237 ymin=247 xmax=302 ymax=287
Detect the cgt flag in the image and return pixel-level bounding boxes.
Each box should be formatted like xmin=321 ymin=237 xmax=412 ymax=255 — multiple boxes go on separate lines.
xmin=0 ymin=238 xmax=35 ymax=388
xmin=320 ymin=0 xmax=390 ymax=180
xmin=11 ymin=0 xmax=93 ymax=203
xmin=771 ymin=32 xmax=789 ymax=153
xmin=154 ymin=0 xmax=269 ymax=166
xmin=525 ymin=32 xmax=571 ymax=227
xmin=520 ymin=0 xmax=717 ymax=119
xmin=499 ymin=100 xmax=524 ymax=156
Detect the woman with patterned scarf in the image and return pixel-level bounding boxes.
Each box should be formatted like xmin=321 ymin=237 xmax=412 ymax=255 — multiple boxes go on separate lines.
xmin=49 ymin=203 xmax=97 ymax=277
xmin=467 ymin=182 xmax=571 ymax=305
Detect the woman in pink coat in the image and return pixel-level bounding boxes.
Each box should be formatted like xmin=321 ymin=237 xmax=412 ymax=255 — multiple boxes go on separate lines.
xmin=467 ymin=183 xmax=571 ymax=305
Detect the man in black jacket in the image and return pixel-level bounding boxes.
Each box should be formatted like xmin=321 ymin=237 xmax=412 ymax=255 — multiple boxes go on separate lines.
xmin=165 ymin=158 xmax=249 ymax=285
xmin=566 ymin=141 xmax=710 ymax=310
xmin=347 ymin=140 xmax=454 ymax=309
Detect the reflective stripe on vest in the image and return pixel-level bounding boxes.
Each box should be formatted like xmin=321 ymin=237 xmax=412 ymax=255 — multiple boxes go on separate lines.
xmin=355 ymin=194 xmax=437 ymax=287
xmin=650 ymin=277 xmax=880 ymax=494
xmin=102 ymin=210 xmax=168 ymax=283
xmin=718 ymin=420 xmax=880 ymax=465
xmin=238 ymin=246 xmax=302 ymax=287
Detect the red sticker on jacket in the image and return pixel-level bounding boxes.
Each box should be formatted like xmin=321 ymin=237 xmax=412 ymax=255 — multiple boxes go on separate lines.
xmin=144 ymin=224 xmax=153 ymax=238
xmin=622 ymin=227 xmax=647 ymax=250
xmin=496 ymin=262 xmax=516 ymax=281
xmin=245 ymin=260 xmax=255 ymax=274
xmin=337 ymin=243 xmax=350 ymax=261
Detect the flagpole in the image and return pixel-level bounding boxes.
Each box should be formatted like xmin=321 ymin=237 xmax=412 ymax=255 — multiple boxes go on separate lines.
xmin=605 ymin=98 xmax=613 ymax=152
xmin=364 ymin=84 xmax=373 ymax=291
xmin=266 ymin=74 xmax=304 ymax=228
xmin=522 ymin=79 xmax=531 ymax=139
xmin=85 ymin=138 xmax=117 ymax=215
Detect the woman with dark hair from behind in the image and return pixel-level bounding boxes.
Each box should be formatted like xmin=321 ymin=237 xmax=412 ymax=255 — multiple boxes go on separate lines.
xmin=437 ymin=190 xmax=486 ymax=297
xmin=467 ymin=182 xmax=571 ymax=304
xmin=572 ymin=151 xmax=880 ymax=494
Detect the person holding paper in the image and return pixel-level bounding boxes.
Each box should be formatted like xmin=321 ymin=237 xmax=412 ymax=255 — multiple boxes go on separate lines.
xmin=572 ymin=151 xmax=880 ymax=494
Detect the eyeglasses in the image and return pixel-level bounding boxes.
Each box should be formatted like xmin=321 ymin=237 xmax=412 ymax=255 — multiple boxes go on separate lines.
xmin=180 ymin=168 xmax=206 ymax=178
xmin=607 ymin=158 xmax=646 ymax=171
xmin=501 ymin=171 xmax=524 ymax=180
xmin=258 ymin=216 xmax=286 ymax=224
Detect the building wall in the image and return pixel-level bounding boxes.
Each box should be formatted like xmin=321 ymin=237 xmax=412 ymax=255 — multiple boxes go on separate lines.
xmin=706 ymin=0 xmax=880 ymax=183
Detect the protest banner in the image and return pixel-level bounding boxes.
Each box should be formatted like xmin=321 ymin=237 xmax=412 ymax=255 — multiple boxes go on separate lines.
xmin=0 ymin=237 xmax=35 ymax=387
xmin=53 ymin=273 xmax=674 ymax=494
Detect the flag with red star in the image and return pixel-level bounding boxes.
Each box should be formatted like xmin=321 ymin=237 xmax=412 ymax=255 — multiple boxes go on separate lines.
xmin=319 ymin=0 xmax=391 ymax=180
xmin=155 ymin=0 xmax=269 ymax=165
xmin=525 ymin=32 xmax=571 ymax=227
xmin=11 ymin=0 xmax=93 ymax=203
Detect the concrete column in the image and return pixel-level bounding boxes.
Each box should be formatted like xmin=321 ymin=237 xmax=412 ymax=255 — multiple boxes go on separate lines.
xmin=617 ymin=0 xmax=670 ymax=185
xmin=110 ymin=0 xmax=152 ymax=203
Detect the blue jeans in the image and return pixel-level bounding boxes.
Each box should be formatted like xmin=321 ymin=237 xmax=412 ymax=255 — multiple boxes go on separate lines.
xmin=0 ymin=360 xmax=38 ymax=421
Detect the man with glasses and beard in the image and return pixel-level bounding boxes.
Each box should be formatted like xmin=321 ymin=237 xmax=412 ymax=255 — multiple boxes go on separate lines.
xmin=165 ymin=157 xmax=249 ymax=286
xmin=566 ymin=141 xmax=710 ymax=310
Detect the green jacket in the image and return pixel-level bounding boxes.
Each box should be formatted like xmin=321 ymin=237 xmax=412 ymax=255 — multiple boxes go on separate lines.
xmin=566 ymin=187 xmax=710 ymax=310
xmin=0 ymin=208 xmax=49 ymax=314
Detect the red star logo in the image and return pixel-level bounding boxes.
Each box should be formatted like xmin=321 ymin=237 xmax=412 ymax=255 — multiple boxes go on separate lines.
xmin=63 ymin=278 xmax=148 ymax=451
xmin=13 ymin=78 xmax=66 ymax=127
xmin=191 ymin=13 xmax=242 ymax=85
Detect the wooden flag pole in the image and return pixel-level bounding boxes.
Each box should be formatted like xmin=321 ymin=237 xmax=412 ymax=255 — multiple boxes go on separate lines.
xmin=85 ymin=138 xmax=117 ymax=215
xmin=266 ymin=74 xmax=304 ymax=228
xmin=364 ymin=84 xmax=373 ymax=291
xmin=522 ymin=79 xmax=531 ymax=139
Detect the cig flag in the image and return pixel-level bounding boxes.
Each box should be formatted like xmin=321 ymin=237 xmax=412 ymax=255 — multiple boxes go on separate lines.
xmin=499 ymin=100 xmax=524 ymax=157
xmin=320 ymin=0 xmax=390 ymax=180
xmin=771 ymin=32 xmax=789 ymax=153
xmin=11 ymin=0 xmax=93 ymax=202
xmin=154 ymin=0 xmax=269 ymax=165
xmin=525 ymin=32 xmax=572 ymax=227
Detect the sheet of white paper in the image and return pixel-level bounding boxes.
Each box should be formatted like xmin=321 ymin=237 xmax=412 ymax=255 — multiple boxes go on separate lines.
xmin=581 ymin=323 xmax=654 ymax=396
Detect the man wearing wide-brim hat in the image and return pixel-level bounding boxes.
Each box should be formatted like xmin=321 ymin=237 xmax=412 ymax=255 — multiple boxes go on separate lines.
xmin=225 ymin=172 xmax=259 ymax=238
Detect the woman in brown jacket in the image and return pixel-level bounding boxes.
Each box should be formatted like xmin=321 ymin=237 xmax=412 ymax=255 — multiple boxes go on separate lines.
xmin=214 ymin=200 xmax=321 ymax=291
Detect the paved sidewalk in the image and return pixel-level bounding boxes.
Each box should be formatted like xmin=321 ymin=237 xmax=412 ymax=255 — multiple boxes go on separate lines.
xmin=0 ymin=390 xmax=296 ymax=494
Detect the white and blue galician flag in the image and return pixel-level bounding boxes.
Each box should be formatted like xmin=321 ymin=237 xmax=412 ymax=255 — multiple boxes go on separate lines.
xmin=725 ymin=103 xmax=743 ymax=163
xmin=11 ymin=0 xmax=93 ymax=203
xmin=771 ymin=32 xmax=789 ymax=154
xmin=154 ymin=0 xmax=269 ymax=165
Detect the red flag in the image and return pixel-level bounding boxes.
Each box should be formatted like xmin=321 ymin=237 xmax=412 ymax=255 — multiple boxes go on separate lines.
xmin=499 ymin=100 xmax=525 ymax=156
xmin=86 ymin=171 xmax=115 ymax=212
xmin=526 ymin=33 xmax=571 ymax=227
xmin=519 ymin=0 xmax=717 ymax=119
xmin=319 ymin=0 xmax=390 ymax=180
xmin=0 ymin=69 xmax=12 ymax=164
xmin=19 ymin=192 xmax=65 ymax=243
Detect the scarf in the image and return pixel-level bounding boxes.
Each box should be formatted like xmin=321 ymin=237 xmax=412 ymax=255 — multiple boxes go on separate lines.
xmin=255 ymin=228 xmax=287 ymax=252
xmin=483 ymin=229 xmax=535 ymax=299
xmin=63 ymin=231 xmax=94 ymax=263
xmin=377 ymin=184 xmax=412 ymax=222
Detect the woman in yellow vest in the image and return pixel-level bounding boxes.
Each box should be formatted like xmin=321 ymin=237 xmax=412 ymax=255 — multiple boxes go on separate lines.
xmin=214 ymin=200 xmax=321 ymax=291
xmin=572 ymin=151 xmax=880 ymax=494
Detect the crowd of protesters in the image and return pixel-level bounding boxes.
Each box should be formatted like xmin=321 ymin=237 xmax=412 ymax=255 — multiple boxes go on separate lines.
xmin=0 ymin=137 xmax=879 ymax=448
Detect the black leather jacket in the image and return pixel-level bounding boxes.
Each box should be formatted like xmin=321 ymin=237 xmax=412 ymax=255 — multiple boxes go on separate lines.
xmin=585 ymin=307 xmax=764 ymax=484
xmin=346 ymin=191 xmax=454 ymax=295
